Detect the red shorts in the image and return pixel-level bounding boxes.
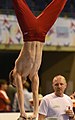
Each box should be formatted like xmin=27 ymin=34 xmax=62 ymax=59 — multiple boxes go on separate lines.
xmin=13 ymin=0 xmax=67 ymax=42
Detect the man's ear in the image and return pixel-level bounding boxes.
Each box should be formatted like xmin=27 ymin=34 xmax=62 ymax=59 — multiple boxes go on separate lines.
xmin=65 ymin=83 xmax=67 ymax=89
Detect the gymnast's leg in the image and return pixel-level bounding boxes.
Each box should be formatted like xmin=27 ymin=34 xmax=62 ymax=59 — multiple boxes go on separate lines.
xmin=37 ymin=0 xmax=67 ymax=34
xmin=13 ymin=0 xmax=36 ymax=34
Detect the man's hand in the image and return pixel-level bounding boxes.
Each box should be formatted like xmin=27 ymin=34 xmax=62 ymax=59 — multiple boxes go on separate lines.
xmin=66 ymin=106 xmax=74 ymax=119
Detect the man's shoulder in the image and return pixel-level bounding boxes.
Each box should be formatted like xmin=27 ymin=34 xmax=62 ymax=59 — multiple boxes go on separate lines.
xmin=64 ymin=94 xmax=71 ymax=100
xmin=43 ymin=93 xmax=54 ymax=100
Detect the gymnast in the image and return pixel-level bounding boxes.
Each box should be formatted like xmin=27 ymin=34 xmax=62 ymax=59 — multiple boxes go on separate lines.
xmin=9 ymin=0 xmax=67 ymax=119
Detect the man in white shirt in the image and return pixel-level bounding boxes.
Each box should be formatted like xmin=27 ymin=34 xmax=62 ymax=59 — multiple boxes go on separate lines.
xmin=38 ymin=75 xmax=75 ymax=120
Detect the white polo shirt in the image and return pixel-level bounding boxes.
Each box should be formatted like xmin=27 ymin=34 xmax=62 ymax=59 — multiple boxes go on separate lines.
xmin=39 ymin=93 xmax=73 ymax=120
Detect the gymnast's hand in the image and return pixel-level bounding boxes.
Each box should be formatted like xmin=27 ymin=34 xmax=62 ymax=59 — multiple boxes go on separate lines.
xmin=28 ymin=113 xmax=37 ymax=120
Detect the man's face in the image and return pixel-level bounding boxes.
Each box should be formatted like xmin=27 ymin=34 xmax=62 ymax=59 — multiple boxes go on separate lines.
xmin=52 ymin=75 xmax=67 ymax=97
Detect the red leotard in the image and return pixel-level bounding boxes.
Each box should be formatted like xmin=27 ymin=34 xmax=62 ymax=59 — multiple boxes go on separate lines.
xmin=13 ymin=0 xmax=67 ymax=42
